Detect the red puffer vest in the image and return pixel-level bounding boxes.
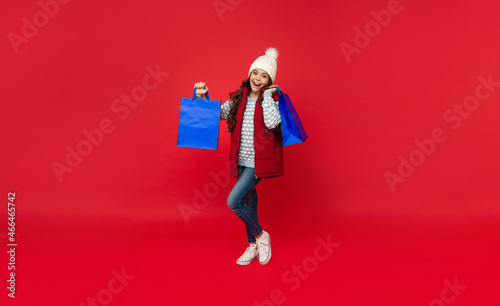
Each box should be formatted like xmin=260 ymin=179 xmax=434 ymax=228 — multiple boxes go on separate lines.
xmin=227 ymin=87 xmax=284 ymax=179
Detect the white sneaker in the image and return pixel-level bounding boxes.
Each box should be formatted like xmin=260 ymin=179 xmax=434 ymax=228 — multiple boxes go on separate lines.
xmin=256 ymin=231 xmax=271 ymax=265
xmin=236 ymin=244 xmax=258 ymax=266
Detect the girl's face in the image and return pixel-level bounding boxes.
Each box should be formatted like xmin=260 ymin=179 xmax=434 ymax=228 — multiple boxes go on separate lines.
xmin=249 ymin=69 xmax=270 ymax=94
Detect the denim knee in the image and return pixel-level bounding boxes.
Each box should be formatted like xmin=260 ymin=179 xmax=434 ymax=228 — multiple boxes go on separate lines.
xmin=227 ymin=196 xmax=241 ymax=212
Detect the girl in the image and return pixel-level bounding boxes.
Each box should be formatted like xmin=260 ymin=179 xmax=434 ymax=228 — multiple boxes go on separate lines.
xmin=193 ymin=47 xmax=284 ymax=266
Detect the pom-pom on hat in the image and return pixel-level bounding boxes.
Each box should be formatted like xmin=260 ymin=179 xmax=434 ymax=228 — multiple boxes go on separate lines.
xmin=248 ymin=47 xmax=279 ymax=82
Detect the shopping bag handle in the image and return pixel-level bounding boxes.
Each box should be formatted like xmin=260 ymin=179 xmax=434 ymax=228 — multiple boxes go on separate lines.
xmin=273 ymin=86 xmax=284 ymax=96
xmin=193 ymin=87 xmax=210 ymax=101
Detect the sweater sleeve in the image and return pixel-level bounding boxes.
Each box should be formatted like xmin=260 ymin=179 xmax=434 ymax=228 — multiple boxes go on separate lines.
xmin=262 ymin=91 xmax=281 ymax=129
xmin=220 ymin=99 xmax=233 ymax=120
xmin=196 ymin=94 xmax=233 ymax=121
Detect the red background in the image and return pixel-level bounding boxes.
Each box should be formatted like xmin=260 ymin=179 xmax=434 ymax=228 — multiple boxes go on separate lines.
xmin=1 ymin=0 xmax=499 ymax=305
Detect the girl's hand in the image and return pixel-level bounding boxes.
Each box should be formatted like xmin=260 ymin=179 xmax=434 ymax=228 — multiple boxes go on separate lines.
xmin=194 ymin=82 xmax=208 ymax=95
xmin=265 ymin=85 xmax=278 ymax=94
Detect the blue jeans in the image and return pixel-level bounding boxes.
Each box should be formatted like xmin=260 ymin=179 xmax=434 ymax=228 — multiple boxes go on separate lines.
xmin=227 ymin=165 xmax=263 ymax=243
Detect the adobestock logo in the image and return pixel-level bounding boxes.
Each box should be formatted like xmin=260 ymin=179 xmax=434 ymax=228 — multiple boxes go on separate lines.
xmin=79 ymin=267 xmax=135 ymax=306
xmin=340 ymin=0 xmax=404 ymax=64
xmin=7 ymin=0 xmax=72 ymax=54
xmin=384 ymin=73 xmax=499 ymax=192
xmin=213 ymin=0 xmax=244 ymax=21
xmin=179 ymin=161 xmax=232 ymax=224
xmin=52 ymin=64 xmax=169 ymax=182
xmin=429 ymin=277 xmax=467 ymax=306
xmin=253 ymin=235 xmax=340 ymax=306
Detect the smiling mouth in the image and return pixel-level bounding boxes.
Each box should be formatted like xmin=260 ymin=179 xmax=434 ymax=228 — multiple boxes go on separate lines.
xmin=252 ymin=81 xmax=262 ymax=88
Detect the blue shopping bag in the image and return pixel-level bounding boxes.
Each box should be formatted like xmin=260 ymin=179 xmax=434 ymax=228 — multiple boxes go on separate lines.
xmin=275 ymin=86 xmax=308 ymax=147
xmin=177 ymin=88 xmax=221 ymax=150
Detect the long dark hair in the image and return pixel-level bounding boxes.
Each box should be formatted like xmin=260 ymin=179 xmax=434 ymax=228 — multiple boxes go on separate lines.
xmin=226 ymin=76 xmax=273 ymax=133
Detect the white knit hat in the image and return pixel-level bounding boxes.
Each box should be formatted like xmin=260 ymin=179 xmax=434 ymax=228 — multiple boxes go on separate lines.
xmin=248 ymin=47 xmax=279 ymax=82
